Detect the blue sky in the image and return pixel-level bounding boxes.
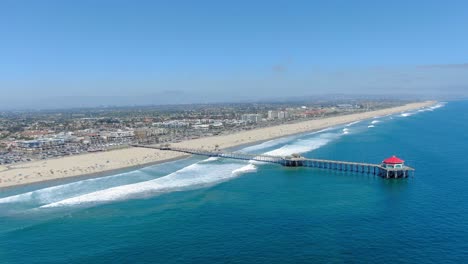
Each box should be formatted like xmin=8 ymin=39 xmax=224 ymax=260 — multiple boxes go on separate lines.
xmin=1 ymin=0 xmax=468 ymax=108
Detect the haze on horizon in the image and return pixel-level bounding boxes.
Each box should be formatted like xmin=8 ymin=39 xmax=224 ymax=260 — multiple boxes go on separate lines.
xmin=1 ymin=0 xmax=467 ymax=109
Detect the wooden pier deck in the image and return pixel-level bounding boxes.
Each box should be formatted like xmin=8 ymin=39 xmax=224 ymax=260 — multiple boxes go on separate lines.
xmin=132 ymin=144 xmax=414 ymax=179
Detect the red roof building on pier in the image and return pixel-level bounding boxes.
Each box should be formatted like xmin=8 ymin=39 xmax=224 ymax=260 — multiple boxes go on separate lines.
xmin=382 ymin=156 xmax=405 ymax=168
xmin=383 ymin=156 xmax=404 ymax=164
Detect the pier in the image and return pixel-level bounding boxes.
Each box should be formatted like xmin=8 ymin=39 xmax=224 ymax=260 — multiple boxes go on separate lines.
xmin=132 ymin=145 xmax=414 ymax=179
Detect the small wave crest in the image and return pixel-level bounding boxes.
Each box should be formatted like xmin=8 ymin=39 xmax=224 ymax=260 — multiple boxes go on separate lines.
xmin=345 ymin=121 xmax=361 ymax=127
xmin=264 ymin=132 xmax=339 ymax=156
xmin=240 ymin=137 xmax=293 ymax=153
xmin=40 ymin=161 xmax=254 ymax=208
xmin=232 ymin=164 xmax=257 ymax=175
xmin=0 ymin=170 xmax=147 ymax=205
xmin=420 ymin=102 xmax=447 ymax=112
xmin=402 ymin=102 xmax=446 ymax=117
xmin=200 ymin=157 xmax=219 ymax=163
xmin=400 ymin=112 xmax=413 ymax=117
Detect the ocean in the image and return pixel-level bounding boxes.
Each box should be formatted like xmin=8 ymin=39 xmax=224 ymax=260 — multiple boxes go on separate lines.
xmin=1 ymin=101 xmax=467 ymax=264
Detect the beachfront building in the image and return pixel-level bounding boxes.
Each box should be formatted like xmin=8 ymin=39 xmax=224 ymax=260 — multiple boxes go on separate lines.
xmin=153 ymin=120 xmax=190 ymax=128
xmin=16 ymin=138 xmax=67 ymax=153
xmin=267 ymin=110 xmax=277 ymax=120
xmin=382 ymin=156 xmax=405 ymax=169
xmin=102 ymin=130 xmax=134 ymax=143
xmin=278 ymin=111 xmax=289 ymax=119
xmin=241 ymin=114 xmax=261 ymax=123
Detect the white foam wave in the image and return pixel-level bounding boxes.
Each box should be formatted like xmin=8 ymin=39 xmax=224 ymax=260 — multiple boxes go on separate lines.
xmin=345 ymin=121 xmax=361 ymax=127
xmin=430 ymin=102 xmax=446 ymax=110
xmin=306 ymin=127 xmax=335 ymax=134
xmin=200 ymin=157 xmax=219 ymax=162
xmin=403 ymin=102 xmax=446 ymax=116
xmin=371 ymin=120 xmax=381 ymax=124
xmin=232 ymin=164 xmax=257 ymax=175
xmin=240 ymin=136 xmax=293 ymax=152
xmin=40 ymin=162 xmax=250 ymax=208
xmin=0 ymin=170 xmax=146 ymax=205
xmin=400 ymin=112 xmax=413 ymax=117
xmin=264 ymin=133 xmax=338 ymax=156
xmin=0 ymin=156 xmax=223 ymax=207
xmin=368 ymin=125 xmax=375 ymax=128
xmin=419 ymin=102 xmax=447 ymax=112
xmin=241 ymin=127 xmax=335 ymax=153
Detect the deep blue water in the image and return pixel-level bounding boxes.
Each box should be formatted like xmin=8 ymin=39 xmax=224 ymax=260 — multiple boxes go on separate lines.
xmin=1 ymin=101 xmax=467 ymax=263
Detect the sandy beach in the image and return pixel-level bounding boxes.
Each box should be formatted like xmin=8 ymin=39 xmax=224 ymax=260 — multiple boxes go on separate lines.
xmin=0 ymin=101 xmax=435 ymax=188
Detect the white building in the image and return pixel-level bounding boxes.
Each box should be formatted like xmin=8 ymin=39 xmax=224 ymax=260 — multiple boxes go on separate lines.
xmin=268 ymin=110 xmax=278 ymax=120
xmin=278 ymin=111 xmax=289 ymax=119
xmin=153 ymin=120 xmax=190 ymax=128
xmin=241 ymin=114 xmax=260 ymax=123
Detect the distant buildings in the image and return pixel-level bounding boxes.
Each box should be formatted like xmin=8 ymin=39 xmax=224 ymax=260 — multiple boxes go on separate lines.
xmin=267 ymin=110 xmax=289 ymax=120
xmin=153 ymin=120 xmax=190 ymax=128
xmin=241 ymin=114 xmax=261 ymax=123
xmin=101 ymin=130 xmax=134 ymax=143
xmin=134 ymin=127 xmax=166 ymax=143
xmin=267 ymin=110 xmax=277 ymax=120
xmin=278 ymin=111 xmax=289 ymax=119
xmin=336 ymin=104 xmax=360 ymax=110
xmin=16 ymin=138 xmax=66 ymax=153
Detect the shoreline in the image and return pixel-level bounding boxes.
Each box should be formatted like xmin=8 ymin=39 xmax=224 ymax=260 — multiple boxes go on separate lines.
xmin=0 ymin=101 xmax=437 ymax=189
xmin=0 ymin=154 xmax=192 ymax=192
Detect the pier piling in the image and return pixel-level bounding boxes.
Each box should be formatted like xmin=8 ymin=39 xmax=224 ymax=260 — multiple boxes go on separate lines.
xmin=132 ymin=144 xmax=414 ymax=179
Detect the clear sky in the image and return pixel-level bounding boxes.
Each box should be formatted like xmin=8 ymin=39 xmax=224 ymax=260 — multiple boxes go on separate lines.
xmin=1 ymin=0 xmax=468 ymax=108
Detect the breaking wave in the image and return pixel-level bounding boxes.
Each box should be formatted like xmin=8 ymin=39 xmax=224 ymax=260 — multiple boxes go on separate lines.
xmin=232 ymin=164 xmax=257 ymax=175
xmin=240 ymin=127 xmax=335 ymax=154
xmin=41 ymin=162 xmax=253 ymax=208
xmin=0 ymin=170 xmax=152 ymax=205
xmin=345 ymin=121 xmax=361 ymax=127
xmin=401 ymin=102 xmax=446 ymax=117
xmin=419 ymin=102 xmax=447 ymax=112
xmin=264 ymin=132 xmax=340 ymax=156
xmin=240 ymin=136 xmax=295 ymax=153
xmin=200 ymin=157 xmax=219 ymax=163
xmin=400 ymin=112 xmax=413 ymax=117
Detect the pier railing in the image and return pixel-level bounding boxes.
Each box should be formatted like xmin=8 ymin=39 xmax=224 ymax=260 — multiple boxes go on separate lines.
xmin=132 ymin=144 xmax=414 ymax=178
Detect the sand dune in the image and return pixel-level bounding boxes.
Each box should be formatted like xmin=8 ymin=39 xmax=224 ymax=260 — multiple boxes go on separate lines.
xmin=0 ymin=101 xmax=435 ymax=188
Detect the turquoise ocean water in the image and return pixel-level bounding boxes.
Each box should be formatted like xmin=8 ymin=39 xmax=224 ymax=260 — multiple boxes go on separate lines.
xmin=1 ymin=101 xmax=467 ymax=263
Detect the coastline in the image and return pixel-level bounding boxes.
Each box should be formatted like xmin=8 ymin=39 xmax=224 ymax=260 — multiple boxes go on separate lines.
xmin=0 ymin=154 xmax=192 ymax=191
xmin=0 ymin=101 xmax=436 ymax=189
